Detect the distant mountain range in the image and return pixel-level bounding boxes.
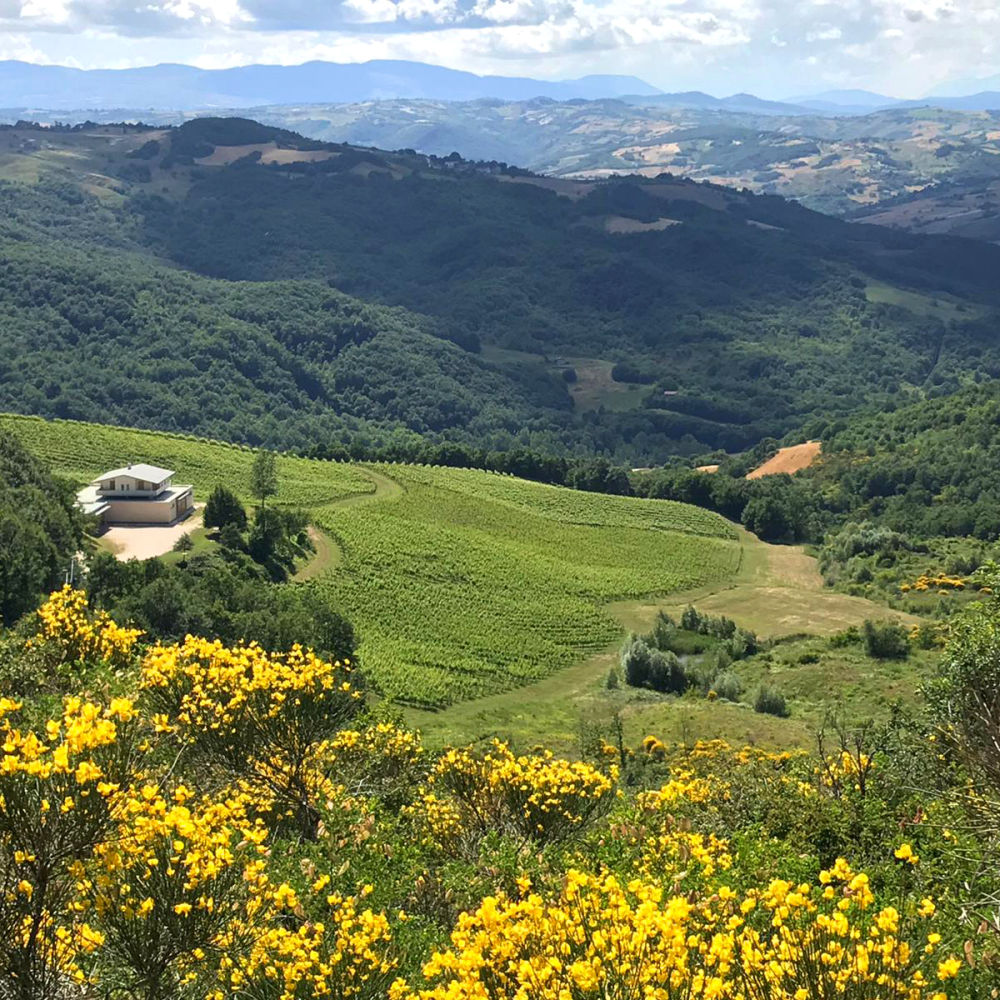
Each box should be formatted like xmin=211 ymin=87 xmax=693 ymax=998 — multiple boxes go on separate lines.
xmin=0 ymin=59 xmax=660 ymax=109
xmin=3 ymin=59 xmax=1000 ymax=115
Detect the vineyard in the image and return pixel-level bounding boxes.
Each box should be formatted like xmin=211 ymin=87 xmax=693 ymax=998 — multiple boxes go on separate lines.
xmin=0 ymin=414 xmax=374 ymax=508
xmin=4 ymin=415 xmax=743 ymax=709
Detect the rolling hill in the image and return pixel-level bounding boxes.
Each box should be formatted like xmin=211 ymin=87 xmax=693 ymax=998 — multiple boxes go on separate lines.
xmin=1 ymin=413 xmax=740 ymax=708
xmin=3 ymin=116 xmax=1000 ymax=464
xmin=160 ymin=100 xmax=1000 ymax=239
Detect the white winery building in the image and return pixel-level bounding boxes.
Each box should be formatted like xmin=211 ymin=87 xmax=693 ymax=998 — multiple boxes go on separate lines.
xmin=77 ymin=463 xmax=194 ymax=527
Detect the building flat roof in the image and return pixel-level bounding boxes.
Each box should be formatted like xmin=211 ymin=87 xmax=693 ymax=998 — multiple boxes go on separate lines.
xmin=78 ymin=484 xmax=192 ymax=507
xmin=97 ymin=463 xmax=175 ymax=482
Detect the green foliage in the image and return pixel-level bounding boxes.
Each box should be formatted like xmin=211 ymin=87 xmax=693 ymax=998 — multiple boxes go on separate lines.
xmin=250 ymin=450 xmax=278 ymax=510
xmin=86 ymin=550 xmax=356 ymax=661
xmin=862 ymin=619 xmax=911 ymax=660
xmin=620 ymin=636 xmax=686 ymax=694
xmin=712 ymin=671 xmax=743 ymax=702
xmin=754 ymin=686 xmax=790 ymax=717
xmin=172 ymin=532 xmax=193 ymax=552
xmin=203 ymin=485 xmax=247 ymax=531
xmin=0 ymin=429 xmax=82 ymax=625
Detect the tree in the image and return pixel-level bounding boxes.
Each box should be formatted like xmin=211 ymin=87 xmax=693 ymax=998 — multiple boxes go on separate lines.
xmin=0 ymin=431 xmax=82 ymax=626
xmin=250 ymin=450 xmax=278 ymax=512
xmin=203 ymin=484 xmax=247 ymax=531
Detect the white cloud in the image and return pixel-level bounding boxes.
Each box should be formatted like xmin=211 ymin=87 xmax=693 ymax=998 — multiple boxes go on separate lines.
xmin=1 ymin=0 xmax=999 ymax=98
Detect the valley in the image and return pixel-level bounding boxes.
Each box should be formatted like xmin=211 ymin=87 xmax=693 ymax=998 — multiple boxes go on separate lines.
xmin=2 ymin=43 xmax=1000 ymax=993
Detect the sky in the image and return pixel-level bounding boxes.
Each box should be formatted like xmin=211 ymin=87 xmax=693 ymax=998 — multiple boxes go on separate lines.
xmin=2 ymin=0 xmax=999 ymax=98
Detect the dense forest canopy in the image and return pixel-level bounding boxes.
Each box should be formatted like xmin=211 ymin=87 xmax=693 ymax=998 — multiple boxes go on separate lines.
xmin=1 ymin=118 xmax=1000 ymax=462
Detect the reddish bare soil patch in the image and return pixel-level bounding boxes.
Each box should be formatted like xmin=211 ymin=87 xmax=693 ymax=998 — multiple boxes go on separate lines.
xmin=747 ymin=441 xmax=821 ymax=480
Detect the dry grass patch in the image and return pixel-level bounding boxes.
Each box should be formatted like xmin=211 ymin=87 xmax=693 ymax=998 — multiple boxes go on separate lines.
xmin=746 ymin=440 xmax=821 ymax=479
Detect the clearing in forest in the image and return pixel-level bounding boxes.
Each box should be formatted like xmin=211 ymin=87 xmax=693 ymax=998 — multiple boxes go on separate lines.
xmin=746 ymin=440 xmax=821 ymax=479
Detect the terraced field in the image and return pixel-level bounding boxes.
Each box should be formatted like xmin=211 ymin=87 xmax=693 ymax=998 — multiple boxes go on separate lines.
xmin=3 ymin=415 xmax=742 ymax=709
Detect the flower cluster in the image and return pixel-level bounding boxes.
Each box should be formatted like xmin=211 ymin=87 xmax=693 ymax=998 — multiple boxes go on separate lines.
xmin=901 ymin=575 xmax=967 ymax=594
xmin=0 ymin=696 xmax=144 ymax=991
xmin=395 ymin=860 xmax=958 ymax=1000
xmin=29 ymin=586 xmax=142 ymax=669
xmin=414 ymin=740 xmax=618 ymax=852
xmin=219 ymin=879 xmax=397 ymax=1000
xmin=140 ymin=637 xmax=363 ymax=834
xmin=329 ymin=723 xmax=426 ymax=804
xmin=81 ymin=786 xmax=268 ymax=994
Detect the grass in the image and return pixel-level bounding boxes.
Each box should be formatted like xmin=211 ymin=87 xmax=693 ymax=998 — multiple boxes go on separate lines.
xmin=411 ymin=528 xmax=924 ymax=752
xmin=865 ymin=280 xmax=978 ymax=323
xmin=5 ymin=414 xmax=741 ymax=711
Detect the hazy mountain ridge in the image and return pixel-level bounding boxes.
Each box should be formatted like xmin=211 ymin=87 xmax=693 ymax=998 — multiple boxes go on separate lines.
xmin=0 ymin=59 xmax=660 ymax=109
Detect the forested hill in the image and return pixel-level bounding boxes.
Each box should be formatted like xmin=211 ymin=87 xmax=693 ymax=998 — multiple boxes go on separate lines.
xmin=804 ymin=381 xmax=1000 ymax=539
xmin=3 ymin=117 xmax=1000 ymax=461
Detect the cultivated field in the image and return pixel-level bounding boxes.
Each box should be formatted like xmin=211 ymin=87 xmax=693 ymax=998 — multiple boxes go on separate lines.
xmin=4 ymin=414 xmax=742 ymax=709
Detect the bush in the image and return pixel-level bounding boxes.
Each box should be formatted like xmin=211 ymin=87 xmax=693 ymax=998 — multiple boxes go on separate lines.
xmin=647 ymin=649 xmax=686 ymax=695
xmin=713 ymin=671 xmax=743 ymax=702
xmin=862 ymin=619 xmax=910 ymax=660
xmin=754 ymin=686 xmax=790 ymax=717
xmin=203 ymin=484 xmax=247 ymax=531
xmin=621 ymin=636 xmax=687 ymax=694
xmin=621 ymin=635 xmax=653 ymax=688
xmin=172 ymin=532 xmax=194 ymax=552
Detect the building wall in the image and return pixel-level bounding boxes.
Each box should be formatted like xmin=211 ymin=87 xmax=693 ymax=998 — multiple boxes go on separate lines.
xmin=98 ymin=474 xmax=169 ymax=497
xmin=105 ymin=496 xmax=182 ymax=525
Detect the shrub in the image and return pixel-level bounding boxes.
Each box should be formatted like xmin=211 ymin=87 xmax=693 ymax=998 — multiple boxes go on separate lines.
xmin=647 ymin=649 xmax=686 ymax=695
xmin=621 ymin=635 xmax=653 ymax=688
xmin=713 ymin=671 xmax=743 ymax=702
xmin=862 ymin=619 xmax=910 ymax=660
xmin=203 ymin=484 xmax=247 ymax=531
xmin=172 ymin=532 xmax=194 ymax=552
xmin=755 ymin=686 xmax=790 ymax=717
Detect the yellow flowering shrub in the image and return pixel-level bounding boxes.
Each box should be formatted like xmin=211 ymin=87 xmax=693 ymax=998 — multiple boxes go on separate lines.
xmin=412 ymin=740 xmax=618 ymax=853
xmin=82 ymin=786 xmax=269 ymax=997
xmin=140 ymin=637 xmax=363 ymax=836
xmin=218 ymin=877 xmax=397 ymax=1000
xmin=29 ymin=585 xmax=143 ymax=670
xmin=329 ymin=723 xmax=426 ymax=805
xmin=395 ymin=859 xmax=959 ymax=1000
xmin=0 ymin=695 xmax=144 ymax=995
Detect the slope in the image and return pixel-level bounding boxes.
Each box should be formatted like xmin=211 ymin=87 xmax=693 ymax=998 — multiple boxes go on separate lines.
xmin=3 ymin=414 xmax=741 ymax=709
xmin=4 ymin=118 xmax=1000 ymax=463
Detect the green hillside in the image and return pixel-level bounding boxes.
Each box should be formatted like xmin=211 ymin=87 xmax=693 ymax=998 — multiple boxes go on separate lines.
xmin=3 ymin=414 xmax=740 ymax=708
xmin=4 ymin=119 xmax=1000 ymax=463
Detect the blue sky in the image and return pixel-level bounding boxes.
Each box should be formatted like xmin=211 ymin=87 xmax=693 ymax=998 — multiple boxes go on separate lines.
xmin=3 ymin=0 xmax=999 ymax=98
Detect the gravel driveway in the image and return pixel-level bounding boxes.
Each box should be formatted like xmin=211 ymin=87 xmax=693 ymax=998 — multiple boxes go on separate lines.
xmin=101 ymin=508 xmax=204 ymax=561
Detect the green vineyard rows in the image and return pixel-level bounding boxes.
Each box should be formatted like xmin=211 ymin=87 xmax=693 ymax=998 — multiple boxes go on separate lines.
xmin=314 ymin=464 xmax=740 ymax=708
xmin=5 ymin=415 xmax=743 ymax=710
xmin=0 ymin=414 xmax=373 ymax=508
